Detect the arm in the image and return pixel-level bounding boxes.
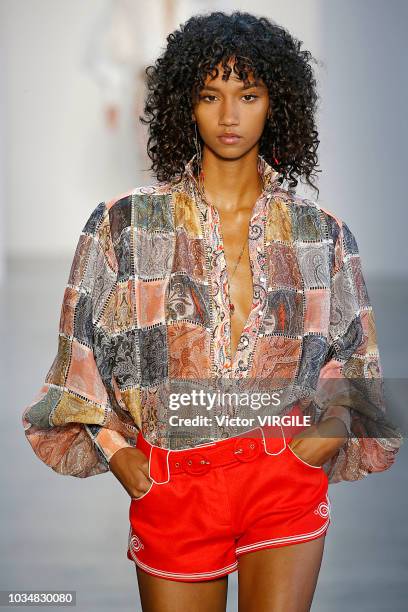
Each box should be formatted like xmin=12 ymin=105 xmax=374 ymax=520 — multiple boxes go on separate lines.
xmin=85 ymin=424 xmax=136 ymax=465
xmin=22 ymin=201 xmax=135 ymax=477
xmin=313 ymin=217 xmax=403 ymax=483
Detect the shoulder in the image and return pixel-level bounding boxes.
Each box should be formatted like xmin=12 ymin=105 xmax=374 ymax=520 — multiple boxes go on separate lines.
xmin=106 ymin=181 xmax=173 ymax=211
xmin=280 ymin=189 xmax=343 ymax=234
xmin=107 ymin=182 xmax=173 ymax=211
xmin=303 ymin=196 xmax=359 ymax=255
xmin=276 ymin=188 xmax=358 ymax=249
xmin=83 ymin=182 xmax=174 ymax=241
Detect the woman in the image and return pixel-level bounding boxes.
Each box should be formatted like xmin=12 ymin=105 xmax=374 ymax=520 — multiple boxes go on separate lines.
xmin=22 ymin=11 xmax=402 ymax=612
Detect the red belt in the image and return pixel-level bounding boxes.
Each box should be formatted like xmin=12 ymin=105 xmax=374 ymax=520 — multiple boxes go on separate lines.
xmin=135 ymin=403 xmax=307 ymax=482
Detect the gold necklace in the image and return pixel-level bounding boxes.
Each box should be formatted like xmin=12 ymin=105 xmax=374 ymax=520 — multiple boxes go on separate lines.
xmin=197 ymin=169 xmax=250 ymax=314
xmin=227 ymin=234 xmax=249 ymax=313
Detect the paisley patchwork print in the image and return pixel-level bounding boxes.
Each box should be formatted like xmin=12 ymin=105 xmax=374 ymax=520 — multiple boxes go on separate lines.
xmin=261 ymin=289 xmax=303 ymax=335
xmin=139 ymin=325 xmax=168 ymax=386
xmin=110 ymin=280 xmax=134 ymax=333
xmin=21 ymin=154 xmax=402 ymax=484
xmin=173 ymin=191 xmax=203 ymax=238
xmin=330 ymin=263 xmax=360 ymax=340
xmin=116 ymin=227 xmax=132 ymax=282
xmin=295 ymin=243 xmax=331 ymax=289
xmin=265 ymin=197 xmax=292 ymax=242
xmin=304 ymin=289 xmax=331 ymax=334
xmin=297 ymin=334 xmax=331 ymax=390
xmin=68 ymin=233 xmax=93 ymax=287
xmin=266 ymin=242 xmax=303 ymax=290
xmin=111 ymin=329 xmax=140 ymax=388
xmin=250 ymin=335 xmax=302 ymax=379
xmin=134 ymin=229 xmax=175 ymax=279
xmin=134 ymin=193 xmax=173 ymax=232
xmin=290 ymin=203 xmax=326 ymax=242
xmin=172 ymin=228 xmax=206 ymax=280
xmin=135 ymin=278 xmax=167 ymax=327
xmin=109 ymin=196 xmax=132 ymax=244
xmin=168 ymin=322 xmax=211 ymax=379
xmin=166 ymin=274 xmax=211 ymax=327
xmin=59 ymin=286 xmax=78 ymax=337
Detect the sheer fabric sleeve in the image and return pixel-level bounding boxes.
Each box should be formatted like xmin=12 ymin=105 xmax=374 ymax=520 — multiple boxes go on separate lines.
xmin=22 ymin=202 xmax=135 ymax=477
xmin=314 ymin=217 xmax=403 ymax=483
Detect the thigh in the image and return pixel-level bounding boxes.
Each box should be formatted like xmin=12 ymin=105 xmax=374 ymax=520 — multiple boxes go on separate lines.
xmin=237 ymin=534 xmax=326 ymax=612
xmin=136 ymin=565 xmax=229 ymax=612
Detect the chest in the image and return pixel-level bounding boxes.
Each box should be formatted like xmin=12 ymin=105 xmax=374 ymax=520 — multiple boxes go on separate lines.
xmin=216 ymin=208 xmax=254 ymax=362
xmin=111 ymin=190 xmax=333 ymax=384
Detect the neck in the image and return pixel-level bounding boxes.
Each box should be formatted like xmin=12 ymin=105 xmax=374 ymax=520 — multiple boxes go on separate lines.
xmin=198 ymin=147 xmax=264 ymax=214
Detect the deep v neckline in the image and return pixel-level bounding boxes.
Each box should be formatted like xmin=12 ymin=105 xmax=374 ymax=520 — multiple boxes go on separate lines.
xmin=181 ymin=152 xmax=280 ymax=378
xmin=206 ymin=192 xmax=269 ymax=375
xmin=210 ymin=204 xmax=256 ymax=365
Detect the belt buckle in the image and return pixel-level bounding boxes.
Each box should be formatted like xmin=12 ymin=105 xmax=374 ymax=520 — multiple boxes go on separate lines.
xmin=233 ymin=437 xmax=261 ymax=462
xmin=182 ymin=452 xmax=211 ymax=475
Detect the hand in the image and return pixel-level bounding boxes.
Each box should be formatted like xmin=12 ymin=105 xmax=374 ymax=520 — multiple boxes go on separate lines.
xmin=109 ymin=447 xmax=152 ymax=499
xmin=288 ymin=417 xmax=349 ymax=468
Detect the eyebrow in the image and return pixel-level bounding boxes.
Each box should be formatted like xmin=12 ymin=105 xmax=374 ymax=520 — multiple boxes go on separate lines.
xmin=200 ymin=81 xmax=264 ymax=92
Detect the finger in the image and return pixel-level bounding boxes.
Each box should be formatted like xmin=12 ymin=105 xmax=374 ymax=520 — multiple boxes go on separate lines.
xmin=134 ymin=476 xmax=153 ymax=497
xmin=132 ymin=449 xmax=150 ymax=476
xmin=137 ymin=459 xmax=151 ymax=480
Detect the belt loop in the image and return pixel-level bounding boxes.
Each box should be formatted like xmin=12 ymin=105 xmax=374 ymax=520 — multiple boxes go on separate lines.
xmin=261 ymin=423 xmax=286 ymax=455
xmin=148 ymin=446 xmax=171 ymax=484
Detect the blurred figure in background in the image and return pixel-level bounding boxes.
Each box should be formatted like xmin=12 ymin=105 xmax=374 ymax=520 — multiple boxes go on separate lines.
xmin=82 ymin=0 xmax=234 ymax=170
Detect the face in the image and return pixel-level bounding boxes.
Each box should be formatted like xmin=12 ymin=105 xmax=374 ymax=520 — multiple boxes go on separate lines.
xmin=192 ymin=59 xmax=270 ymax=160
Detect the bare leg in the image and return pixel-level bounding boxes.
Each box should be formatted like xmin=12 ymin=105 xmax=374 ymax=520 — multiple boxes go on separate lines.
xmin=237 ymin=534 xmax=326 ymax=612
xmin=135 ymin=564 xmax=229 ymax=612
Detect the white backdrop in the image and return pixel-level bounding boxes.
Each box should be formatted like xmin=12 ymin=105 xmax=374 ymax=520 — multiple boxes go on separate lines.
xmin=2 ymin=0 xmax=321 ymax=257
xmin=1 ymin=0 xmax=407 ymax=274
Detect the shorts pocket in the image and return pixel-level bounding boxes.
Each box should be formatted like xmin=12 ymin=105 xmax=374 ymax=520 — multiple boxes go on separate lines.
xmin=285 ymin=442 xmax=323 ymax=471
xmin=131 ymin=479 xmax=155 ymax=502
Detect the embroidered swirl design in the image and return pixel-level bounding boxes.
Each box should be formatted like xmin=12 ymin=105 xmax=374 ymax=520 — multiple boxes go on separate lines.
xmin=130 ymin=533 xmax=144 ymax=552
xmin=314 ymin=501 xmax=330 ymax=519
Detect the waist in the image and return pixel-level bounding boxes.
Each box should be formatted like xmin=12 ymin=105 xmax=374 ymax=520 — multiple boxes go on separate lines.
xmin=136 ymin=403 xmax=309 ymax=481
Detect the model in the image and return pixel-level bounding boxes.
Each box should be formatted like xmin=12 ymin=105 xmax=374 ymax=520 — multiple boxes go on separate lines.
xmin=22 ymin=11 xmax=402 ymax=612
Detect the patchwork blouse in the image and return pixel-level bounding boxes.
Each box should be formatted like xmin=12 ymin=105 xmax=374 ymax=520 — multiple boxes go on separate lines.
xmin=21 ymin=154 xmax=402 ymax=484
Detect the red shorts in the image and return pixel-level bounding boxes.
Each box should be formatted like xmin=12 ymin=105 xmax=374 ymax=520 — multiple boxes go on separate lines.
xmin=126 ymin=404 xmax=331 ymax=582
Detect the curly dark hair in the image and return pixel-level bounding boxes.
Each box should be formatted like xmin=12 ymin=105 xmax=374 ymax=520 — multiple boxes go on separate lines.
xmin=140 ymin=10 xmax=322 ymax=198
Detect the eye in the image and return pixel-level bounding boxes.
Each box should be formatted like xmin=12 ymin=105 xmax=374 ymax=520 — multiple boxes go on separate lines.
xmin=198 ymin=93 xmax=259 ymax=103
xmin=242 ymin=94 xmax=258 ymax=102
xmin=199 ymin=94 xmax=217 ymax=102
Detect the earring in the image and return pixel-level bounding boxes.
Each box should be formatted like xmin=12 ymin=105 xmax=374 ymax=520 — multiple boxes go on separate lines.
xmin=266 ymin=109 xmax=279 ymax=165
xmin=193 ymin=121 xmax=202 ymax=172
xmin=272 ymin=142 xmax=279 ymax=166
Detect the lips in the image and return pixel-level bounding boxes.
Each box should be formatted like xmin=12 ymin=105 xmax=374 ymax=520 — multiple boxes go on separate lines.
xmin=218 ymin=133 xmax=242 ymax=144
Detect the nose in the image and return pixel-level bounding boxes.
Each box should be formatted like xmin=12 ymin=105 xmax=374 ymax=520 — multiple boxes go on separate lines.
xmin=219 ymin=99 xmax=239 ymax=126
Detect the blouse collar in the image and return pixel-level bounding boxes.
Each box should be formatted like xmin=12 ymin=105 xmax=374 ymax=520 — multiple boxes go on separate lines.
xmin=179 ymin=153 xmax=282 ymax=217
